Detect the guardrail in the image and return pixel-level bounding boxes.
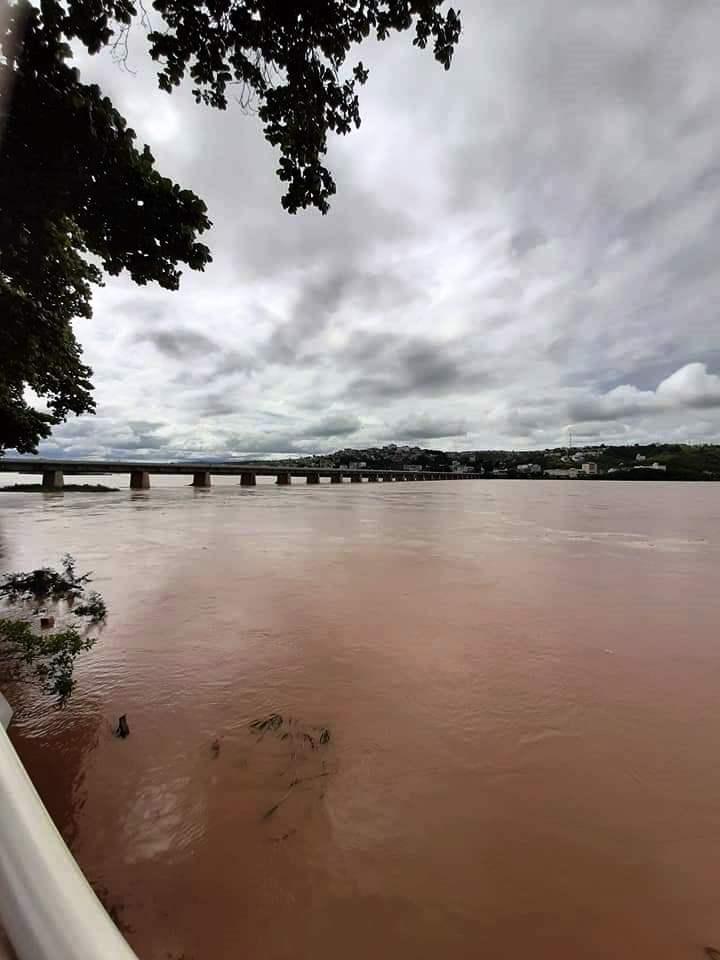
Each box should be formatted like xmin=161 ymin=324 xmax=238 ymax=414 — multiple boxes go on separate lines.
xmin=0 ymin=693 xmax=139 ymax=960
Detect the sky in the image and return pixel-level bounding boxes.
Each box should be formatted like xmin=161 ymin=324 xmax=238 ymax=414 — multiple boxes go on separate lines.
xmin=30 ymin=0 xmax=720 ymax=458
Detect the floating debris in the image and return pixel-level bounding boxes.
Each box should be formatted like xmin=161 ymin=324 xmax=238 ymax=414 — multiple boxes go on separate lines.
xmin=91 ymin=882 xmax=132 ymax=934
xmin=115 ymin=714 xmax=130 ymax=738
xmin=271 ymin=829 xmax=297 ymax=844
xmin=249 ymin=713 xmax=283 ymax=733
xmin=211 ymin=738 xmax=220 ymax=758
xmin=247 ymin=713 xmax=334 ymax=822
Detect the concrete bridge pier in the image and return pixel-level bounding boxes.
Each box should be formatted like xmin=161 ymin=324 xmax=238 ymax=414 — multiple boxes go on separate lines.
xmin=276 ymin=472 xmax=290 ymax=485
xmin=130 ymin=470 xmax=150 ymax=490
xmin=331 ymin=474 xmax=342 ymax=484
xmin=192 ymin=471 xmax=211 ymax=487
xmin=306 ymin=473 xmax=320 ymax=484
xmin=240 ymin=472 xmax=256 ymax=486
xmin=42 ymin=469 xmax=64 ymax=491
xmin=350 ymin=474 xmax=362 ymax=483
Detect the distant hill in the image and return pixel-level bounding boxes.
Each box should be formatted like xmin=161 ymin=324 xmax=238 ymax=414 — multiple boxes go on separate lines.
xmin=229 ymin=442 xmax=720 ymax=480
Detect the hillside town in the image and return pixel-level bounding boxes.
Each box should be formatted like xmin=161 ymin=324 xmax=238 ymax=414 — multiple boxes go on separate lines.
xmin=257 ymin=443 xmax=720 ymax=481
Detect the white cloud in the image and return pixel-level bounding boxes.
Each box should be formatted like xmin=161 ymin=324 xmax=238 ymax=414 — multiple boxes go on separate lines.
xmin=656 ymin=362 xmax=720 ymax=408
xmin=567 ymin=363 xmax=720 ymax=427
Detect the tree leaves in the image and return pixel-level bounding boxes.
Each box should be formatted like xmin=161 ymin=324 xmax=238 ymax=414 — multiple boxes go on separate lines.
xmin=0 ymin=1 xmax=211 ymax=453
xmin=145 ymin=1 xmax=461 ymax=214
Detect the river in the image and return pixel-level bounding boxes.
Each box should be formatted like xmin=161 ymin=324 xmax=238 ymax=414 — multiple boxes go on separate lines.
xmin=1 ymin=477 xmax=719 ymax=959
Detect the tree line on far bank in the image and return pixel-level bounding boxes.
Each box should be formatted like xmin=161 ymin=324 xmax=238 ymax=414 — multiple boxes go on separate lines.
xmin=285 ymin=442 xmax=720 ymax=480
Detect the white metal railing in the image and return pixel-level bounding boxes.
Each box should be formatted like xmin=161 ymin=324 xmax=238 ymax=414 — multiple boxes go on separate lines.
xmin=0 ymin=693 xmax=139 ymax=960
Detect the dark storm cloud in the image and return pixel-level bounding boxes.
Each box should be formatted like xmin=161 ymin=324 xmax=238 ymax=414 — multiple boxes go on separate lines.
xmin=128 ymin=420 xmax=165 ymax=434
xmin=567 ymin=390 xmax=654 ymax=424
xmin=259 ymin=264 xmax=419 ymax=369
xmin=345 ymin=334 xmax=489 ymax=402
xmin=385 ymin=415 xmax=468 ymax=440
xmin=225 ymin=433 xmax=312 ymax=455
xmin=509 ymin=227 xmax=547 ymax=258
xmin=195 ymin=395 xmax=240 ymax=417
xmin=138 ymin=329 xmax=221 ymax=360
xmin=300 ymin=413 xmax=361 ymax=438
xmin=262 ymin=268 xmax=351 ymax=366
xmin=212 ymin=350 xmax=257 ymax=377
xmin=109 ymin=436 xmax=168 ymax=451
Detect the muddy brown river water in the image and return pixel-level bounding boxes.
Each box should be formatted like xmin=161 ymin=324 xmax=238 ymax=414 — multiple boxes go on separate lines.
xmin=1 ymin=477 xmax=720 ymax=959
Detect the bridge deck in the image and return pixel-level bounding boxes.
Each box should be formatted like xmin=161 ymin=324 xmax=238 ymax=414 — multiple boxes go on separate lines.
xmin=0 ymin=460 xmax=483 ymax=491
xmin=0 ymin=459 xmax=481 ymax=482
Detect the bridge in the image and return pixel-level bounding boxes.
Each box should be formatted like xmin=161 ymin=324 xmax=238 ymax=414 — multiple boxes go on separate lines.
xmin=0 ymin=459 xmax=483 ymax=490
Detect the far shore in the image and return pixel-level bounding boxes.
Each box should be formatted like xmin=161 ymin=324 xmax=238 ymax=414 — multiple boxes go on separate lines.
xmin=0 ymin=483 xmax=119 ymax=493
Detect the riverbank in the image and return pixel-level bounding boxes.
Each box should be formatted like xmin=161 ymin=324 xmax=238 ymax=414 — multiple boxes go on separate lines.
xmin=0 ymin=484 xmax=119 ymax=493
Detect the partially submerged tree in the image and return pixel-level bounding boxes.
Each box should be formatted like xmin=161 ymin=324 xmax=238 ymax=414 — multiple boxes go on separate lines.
xmin=0 ymin=555 xmax=107 ymax=704
xmin=0 ymin=0 xmax=461 ymax=453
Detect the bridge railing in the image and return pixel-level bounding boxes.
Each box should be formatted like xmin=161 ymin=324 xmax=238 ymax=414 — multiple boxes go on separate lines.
xmin=0 ymin=694 xmax=139 ymax=960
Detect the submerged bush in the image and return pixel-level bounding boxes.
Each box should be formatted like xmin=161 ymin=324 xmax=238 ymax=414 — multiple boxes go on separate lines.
xmin=0 ymin=554 xmax=91 ymax=607
xmin=0 ymin=556 xmax=106 ymax=705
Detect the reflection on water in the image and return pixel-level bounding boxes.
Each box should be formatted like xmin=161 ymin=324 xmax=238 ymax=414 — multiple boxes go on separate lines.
xmin=2 ymin=477 xmax=720 ymax=959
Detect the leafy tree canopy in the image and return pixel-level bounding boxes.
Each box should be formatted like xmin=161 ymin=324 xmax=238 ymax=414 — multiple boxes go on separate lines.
xmin=0 ymin=0 xmax=461 ymax=454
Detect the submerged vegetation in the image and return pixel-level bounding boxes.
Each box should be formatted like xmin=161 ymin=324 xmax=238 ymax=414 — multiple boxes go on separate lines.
xmin=0 ymin=555 xmax=106 ymax=704
xmin=249 ymin=713 xmax=333 ymax=823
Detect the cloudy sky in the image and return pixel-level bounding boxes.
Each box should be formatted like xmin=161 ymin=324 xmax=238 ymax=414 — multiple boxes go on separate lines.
xmin=32 ymin=0 xmax=720 ymax=458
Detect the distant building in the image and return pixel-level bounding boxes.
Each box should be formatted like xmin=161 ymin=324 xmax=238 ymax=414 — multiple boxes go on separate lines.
xmin=451 ymin=461 xmax=474 ymax=473
xmin=545 ymin=468 xmax=579 ymax=479
xmin=403 ymin=464 xmax=422 ymax=472
xmin=632 ymin=462 xmax=666 ymax=472
xmin=348 ymin=461 xmax=367 ymax=469
xmin=517 ymin=463 xmax=542 ymax=475
xmin=636 ymin=453 xmax=647 ymax=462
xmin=581 ymin=462 xmax=598 ymax=475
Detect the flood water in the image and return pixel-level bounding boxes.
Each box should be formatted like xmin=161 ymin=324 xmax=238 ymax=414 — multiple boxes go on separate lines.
xmin=1 ymin=476 xmax=720 ymax=959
